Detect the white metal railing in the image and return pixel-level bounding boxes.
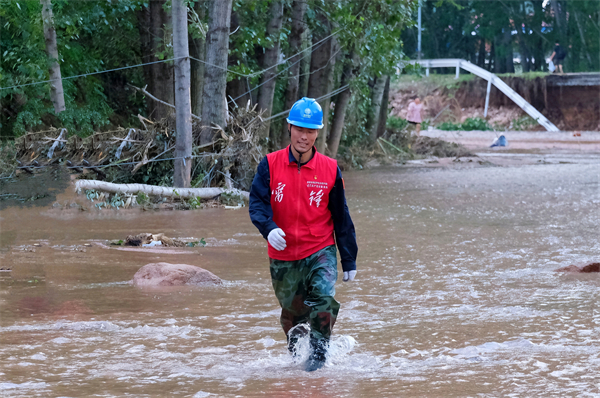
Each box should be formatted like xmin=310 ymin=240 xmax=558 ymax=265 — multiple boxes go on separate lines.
xmin=405 ymin=59 xmax=559 ymax=132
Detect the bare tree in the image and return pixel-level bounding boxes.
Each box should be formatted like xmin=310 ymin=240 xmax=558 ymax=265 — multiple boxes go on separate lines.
xmin=40 ymin=0 xmax=65 ymax=114
xmin=257 ymin=0 xmax=285 ymax=144
xmin=280 ymin=0 xmax=308 ymax=148
xmin=200 ymin=0 xmax=233 ymax=145
xmin=172 ymin=0 xmax=192 ymax=187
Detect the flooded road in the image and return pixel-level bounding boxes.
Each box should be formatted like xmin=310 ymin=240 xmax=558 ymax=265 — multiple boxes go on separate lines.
xmin=1 ymin=155 xmax=599 ymax=397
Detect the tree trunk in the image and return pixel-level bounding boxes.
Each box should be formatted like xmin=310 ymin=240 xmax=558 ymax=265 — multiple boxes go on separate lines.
xmin=307 ymin=13 xmax=334 ymax=152
xmin=493 ymin=33 xmax=506 ymax=73
xmin=327 ymin=87 xmax=351 ymax=158
xmin=366 ymin=76 xmax=386 ymax=143
xmin=316 ymin=37 xmax=338 ymax=154
xmin=136 ymin=5 xmax=154 ymax=114
xmin=573 ymin=10 xmax=593 ymax=69
xmin=190 ymin=1 xmax=206 ymax=116
xmin=280 ymin=0 xmax=308 ymax=148
xmin=226 ymin=11 xmax=250 ymax=108
xmin=477 ymin=38 xmax=486 ymax=68
xmin=489 ymin=41 xmax=495 ymax=72
xmin=137 ymin=1 xmax=173 ymax=120
xmin=531 ymin=0 xmax=545 ymax=71
xmin=551 ymin=0 xmax=567 ymax=39
xmin=151 ymin=0 xmax=174 ymax=120
xmin=172 ymin=0 xmax=192 ymax=188
xmin=298 ymin=28 xmax=311 ymax=99
xmin=200 ymin=0 xmax=233 ymax=145
xmin=504 ymin=28 xmax=514 ymax=73
xmin=40 ymin=0 xmax=65 ymax=114
xmin=76 ymin=180 xmax=249 ymax=200
xmin=307 ymin=26 xmax=332 ymax=101
xmin=256 ymin=0 xmax=284 ymax=144
xmin=327 ymin=52 xmax=356 ymax=158
xmin=375 ymin=75 xmax=391 ymax=139
xmin=515 ymin=26 xmax=531 ymax=72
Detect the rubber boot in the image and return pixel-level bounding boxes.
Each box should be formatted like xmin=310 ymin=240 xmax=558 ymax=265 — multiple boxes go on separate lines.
xmin=287 ymin=324 xmax=309 ymax=357
xmin=305 ymin=336 xmax=328 ymax=372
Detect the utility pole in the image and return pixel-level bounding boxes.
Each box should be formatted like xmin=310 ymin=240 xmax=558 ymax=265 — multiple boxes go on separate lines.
xmin=417 ymin=3 xmax=422 ymax=60
xmin=172 ymin=0 xmax=192 ymax=187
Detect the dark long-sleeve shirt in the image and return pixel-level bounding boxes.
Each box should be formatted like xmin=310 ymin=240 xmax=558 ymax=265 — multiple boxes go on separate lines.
xmin=249 ymin=148 xmax=358 ymax=272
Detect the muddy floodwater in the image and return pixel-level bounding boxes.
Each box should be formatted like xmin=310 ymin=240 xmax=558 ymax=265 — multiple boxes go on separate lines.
xmin=1 ymin=153 xmax=599 ymax=397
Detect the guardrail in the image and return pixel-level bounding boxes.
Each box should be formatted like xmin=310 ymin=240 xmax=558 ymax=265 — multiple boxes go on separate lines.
xmin=405 ymin=59 xmax=559 ymax=132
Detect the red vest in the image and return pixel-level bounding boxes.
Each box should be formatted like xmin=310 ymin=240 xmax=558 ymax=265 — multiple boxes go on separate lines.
xmin=267 ymin=146 xmax=338 ymax=261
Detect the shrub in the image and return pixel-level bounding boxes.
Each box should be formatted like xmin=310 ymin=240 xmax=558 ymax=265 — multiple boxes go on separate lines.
xmin=461 ymin=117 xmax=492 ymax=131
xmin=438 ymin=117 xmax=492 ymax=131
xmin=386 ymin=116 xmax=408 ymax=133
xmin=437 ymin=121 xmax=461 ymax=131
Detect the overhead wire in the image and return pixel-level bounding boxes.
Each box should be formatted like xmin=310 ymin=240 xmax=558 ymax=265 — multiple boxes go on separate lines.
xmin=2 ymin=27 xmax=344 ymax=91
xmin=227 ymin=34 xmax=334 ymax=105
xmin=264 ymin=84 xmax=350 ymax=123
xmin=0 ymin=57 xmax=186 ymax=91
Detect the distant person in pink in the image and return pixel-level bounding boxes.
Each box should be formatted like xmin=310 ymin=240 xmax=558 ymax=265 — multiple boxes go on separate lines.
xmin=407 ymin=97 xmax=423 ymax=136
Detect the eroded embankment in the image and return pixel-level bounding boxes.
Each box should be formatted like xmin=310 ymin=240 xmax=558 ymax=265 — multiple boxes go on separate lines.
xmin=391 ymin=74 xmax=600 ymax=131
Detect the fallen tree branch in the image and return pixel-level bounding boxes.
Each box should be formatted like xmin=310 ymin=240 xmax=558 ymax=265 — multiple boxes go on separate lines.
xmin=75 ymin=180 xmax=249 ymax=200
xmin=128 ymin=84 xmax=202 ymax=121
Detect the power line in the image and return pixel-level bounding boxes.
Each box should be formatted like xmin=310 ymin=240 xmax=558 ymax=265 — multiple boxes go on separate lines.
xmin=264 ymin=84 xmax=350 ymax=123
xmin=228 ymin=33 xmax=335 ymax=105
xmin=2 ymin=26 xmax=344 ymax=92
xmin=189 ymin=56 xmax=251 ymax=77
xmin=0 ymin=57 xmax=186 ymax=91
xmin=14 ymin=152 xmax=216 ymax=173
xmin=246 ymin=29 xmax=341 ymax=78
xmin=296 ymin=47 xmax=341 ymax=79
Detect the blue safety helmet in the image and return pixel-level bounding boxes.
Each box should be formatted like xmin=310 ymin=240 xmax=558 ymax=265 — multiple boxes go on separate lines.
xmin=286 ymin=97 xmax=324 ymax=129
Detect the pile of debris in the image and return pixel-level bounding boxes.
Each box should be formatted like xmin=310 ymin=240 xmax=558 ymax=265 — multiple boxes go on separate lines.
xmin=111 ymin=233 xmax=200 ymax=247
xmin=411 ymin=136 xmax=474 ymax=158
xmin=14 ymin=102 xmax=265 ymax=192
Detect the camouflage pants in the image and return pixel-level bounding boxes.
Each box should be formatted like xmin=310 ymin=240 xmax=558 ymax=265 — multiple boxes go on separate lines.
xmin=270 ymin=245 xmax=340 ymax=340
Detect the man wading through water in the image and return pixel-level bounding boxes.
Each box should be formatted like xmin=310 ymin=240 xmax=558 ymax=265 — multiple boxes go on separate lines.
xmin=249 ymin=97 xmax=358 ymax=372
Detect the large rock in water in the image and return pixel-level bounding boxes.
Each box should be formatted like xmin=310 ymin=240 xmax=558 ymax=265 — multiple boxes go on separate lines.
xmin=133 ymin=263 xmax=222 ymax=286
xmin=555 ymin=262 xmax=600 ymax=273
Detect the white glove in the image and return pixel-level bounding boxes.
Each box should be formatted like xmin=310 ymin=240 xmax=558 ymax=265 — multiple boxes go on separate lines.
xmin=267 ymin=228 xmax=287 ymax=251
xmin=343 ymin=270 xmax=357 ymax=282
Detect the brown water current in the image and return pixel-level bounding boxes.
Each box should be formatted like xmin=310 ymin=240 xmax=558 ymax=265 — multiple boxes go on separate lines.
xmin=1 ymin=155 xmax=599 ymax=397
